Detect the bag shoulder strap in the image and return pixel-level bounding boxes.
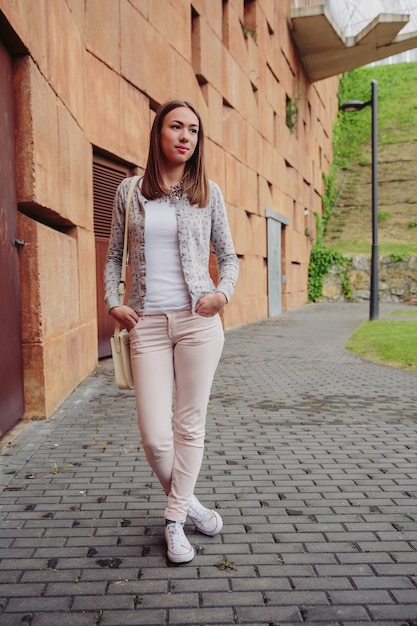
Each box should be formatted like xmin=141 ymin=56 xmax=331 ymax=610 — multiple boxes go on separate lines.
xmin=118 ymin=175 xmax=140 ymax=305
xmin=113 ymin=175 xmax=140 ymax=341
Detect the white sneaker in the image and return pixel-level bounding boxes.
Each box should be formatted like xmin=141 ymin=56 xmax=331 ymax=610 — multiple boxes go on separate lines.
xmin=188 ymin=495 xmax=223 ymax=536
xmin=165 ymin=521 xmax=195 ymax=564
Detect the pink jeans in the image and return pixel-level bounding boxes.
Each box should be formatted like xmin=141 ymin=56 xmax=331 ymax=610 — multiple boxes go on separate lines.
xmin=129 ymin=309 xmax=224 ymax=521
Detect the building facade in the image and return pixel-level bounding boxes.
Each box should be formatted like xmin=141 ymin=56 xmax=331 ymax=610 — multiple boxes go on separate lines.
xmin=0 ymin=0 xmax=339 ymax=433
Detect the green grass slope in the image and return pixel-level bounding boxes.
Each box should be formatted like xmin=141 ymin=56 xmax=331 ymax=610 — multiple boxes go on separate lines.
xmin=323 ymin=63 xmax=417 ymax=256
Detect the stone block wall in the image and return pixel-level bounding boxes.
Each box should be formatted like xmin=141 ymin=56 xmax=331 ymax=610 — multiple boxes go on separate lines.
xmin=0 ymin=0 xmax=339 ymax=418
xmin=322 ymin=255 xmax=417 ymax=303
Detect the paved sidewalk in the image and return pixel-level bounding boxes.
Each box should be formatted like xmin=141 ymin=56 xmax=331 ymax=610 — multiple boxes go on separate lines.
xmin=1 ymin=302 xmax=417 ymax=626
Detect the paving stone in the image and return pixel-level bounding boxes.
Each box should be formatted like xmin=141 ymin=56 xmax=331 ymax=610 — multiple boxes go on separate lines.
xmin=1 ymin=303 xmax=417 ymax=624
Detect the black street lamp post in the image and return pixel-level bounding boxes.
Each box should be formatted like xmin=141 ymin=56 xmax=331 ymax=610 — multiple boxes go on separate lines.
xmin=340 ymin=79 xmax=379 ymax=321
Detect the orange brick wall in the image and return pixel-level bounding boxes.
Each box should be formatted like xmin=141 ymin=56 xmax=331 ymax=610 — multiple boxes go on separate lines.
xmin=0 ymin=0 xmax=338 ymax=418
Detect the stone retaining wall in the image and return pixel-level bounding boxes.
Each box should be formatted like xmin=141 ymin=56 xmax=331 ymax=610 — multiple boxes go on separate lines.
xmin=322 ymin=255 xmax=417 ymax=303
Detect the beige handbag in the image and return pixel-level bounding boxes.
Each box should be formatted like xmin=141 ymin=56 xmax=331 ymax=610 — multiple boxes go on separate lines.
xmin=110 ymin=176 xmax=140 ymax=390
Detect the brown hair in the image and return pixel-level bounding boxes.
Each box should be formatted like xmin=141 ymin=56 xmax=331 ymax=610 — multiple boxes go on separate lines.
xmin=141 ymin=99 xmax=209 ymax=207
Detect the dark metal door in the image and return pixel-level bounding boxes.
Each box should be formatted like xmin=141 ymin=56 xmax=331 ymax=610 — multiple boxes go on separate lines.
xmin=0 ymin=40 xmax=25 ymax=434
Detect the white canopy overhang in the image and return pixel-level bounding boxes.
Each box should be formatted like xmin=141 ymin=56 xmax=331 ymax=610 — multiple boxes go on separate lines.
xmin=291 ymin=3 xmax=417 ymax=81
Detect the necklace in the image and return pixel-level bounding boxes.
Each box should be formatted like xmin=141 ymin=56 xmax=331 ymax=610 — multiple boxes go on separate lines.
xmin=168 ymin=181 xmax=183 ymax=206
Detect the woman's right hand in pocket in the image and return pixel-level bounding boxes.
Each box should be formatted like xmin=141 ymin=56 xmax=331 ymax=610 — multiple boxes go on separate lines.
xmin=109 ymin=305 xmax=139 ymax=331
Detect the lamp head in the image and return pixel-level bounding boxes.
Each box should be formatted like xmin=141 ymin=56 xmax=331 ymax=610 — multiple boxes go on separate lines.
xmin=340 ymin=99 xmax=370 ymax=112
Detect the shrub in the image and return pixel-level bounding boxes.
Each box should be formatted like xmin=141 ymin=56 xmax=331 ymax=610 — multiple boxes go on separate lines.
xmin=308 ymin=244 xmax=353 ymax=302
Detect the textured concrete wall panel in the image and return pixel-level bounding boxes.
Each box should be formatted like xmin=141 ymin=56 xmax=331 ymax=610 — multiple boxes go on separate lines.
xmin=119 ymin=80 xmax=151 ymax=167
xmin=121 ymin=3 xmax=166 ymax=100
xmin=84 ymin=53 xmax=150 ymax=167
xmin=85 ymin=0 xmax=121 ymax=71
xmin=245 ymin=122 xmax=262 ymax=174
xmin=17 ymin=214 xmax=97 ymax=418
xmin=205 ymin=138 xmax=226 ymax=194
xmin=149 ymin=0 xmax=191 ymax=63
xmin=21 ymin=342 xmax=46 ymax=419
xmin=244 ymin=256 xmax=268 ymax=322
xmin=259 ymin=0 xmax=275 ymax=28
xmin=222 ymin=52 xmax=256 ymax=124
xmin=246 ymin=33 xmax=259 ymax=91
xmin=224 ymin=153 xmax=258 ymax=216
xmin=13 ymin=57 xmax=60 ymax=209
xmin=36 ymin=224 xmax=79 ymax=338
xmin=51 ymin=1 xmax=84 ymax=125
xmin=204 ymin=85 xmax=223 ymax=147
xmin=227 ymin=204 xmax=250 ymax=256
xmin=18 ymin=214 xmax=42 ymax=345
xmin=258 ymin=175 xmax=274 ymax=214
xmin=76 ymin=226 xmax=98 ymax=324
xmin=248 ymin=212 xmax=267 ymax=258
xmin=195 ymin=15 xmax=223 ymax=92
xmin=260 ymin=136 xmax=279 ymax=188
xmin=57 ymin=101 xmax=92 ymax=229
xmin=257 ymin=95 xmax=274 ymax=142
xmin=223 ymin=106 xmax=247 ymax=162
xmin=84 ymin=52 xmax=122 ymax=154
xmin=130 ymin=0 xmax=150 ymax=18
xmin=224 ymin=2 xmax=248 ymax=68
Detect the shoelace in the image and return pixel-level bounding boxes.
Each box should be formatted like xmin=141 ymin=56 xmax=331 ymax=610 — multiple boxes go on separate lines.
xmin=166 ymin=522 xmax=187 ymax=549
xmin=189 ymin=499 xmax=211 ymax=524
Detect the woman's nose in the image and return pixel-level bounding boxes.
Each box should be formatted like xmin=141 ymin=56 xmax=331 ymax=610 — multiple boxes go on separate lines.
xmin=179 ymin=129 xmax=190 ymax=142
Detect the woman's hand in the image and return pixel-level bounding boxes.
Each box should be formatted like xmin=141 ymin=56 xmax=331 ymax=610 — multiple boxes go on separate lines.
xmin=195 ymin=292 xmax=227 ymax=317
xmin=109 ymin=305 xmax=139 ymax=331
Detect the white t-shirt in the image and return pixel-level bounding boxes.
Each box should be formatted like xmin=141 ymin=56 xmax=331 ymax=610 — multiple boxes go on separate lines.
xmin=143 ymin=198 xmax=191 ymax=314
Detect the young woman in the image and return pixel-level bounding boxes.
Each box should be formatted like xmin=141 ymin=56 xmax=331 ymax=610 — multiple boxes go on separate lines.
xmin=104 ymin=99 xmax=239 ymax=563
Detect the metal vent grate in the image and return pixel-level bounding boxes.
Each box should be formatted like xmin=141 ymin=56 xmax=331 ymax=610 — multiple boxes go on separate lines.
xmin=93 ymin=158 xmax=130 ymax=239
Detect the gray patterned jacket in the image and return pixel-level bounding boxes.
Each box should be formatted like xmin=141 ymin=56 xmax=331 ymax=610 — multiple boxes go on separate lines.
xmin=104 ymin=177 xmax=239 ymax=314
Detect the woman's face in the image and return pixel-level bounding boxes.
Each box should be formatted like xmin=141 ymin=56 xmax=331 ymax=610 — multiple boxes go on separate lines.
xmin=160 ymin=106 xmax=199 ymax=168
